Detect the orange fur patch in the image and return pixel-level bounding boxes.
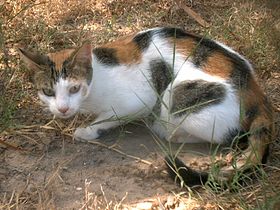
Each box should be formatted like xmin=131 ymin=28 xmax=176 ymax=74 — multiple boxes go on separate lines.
xmin=47 ymin=49 xmax=75 ymax=71
xmin=103 ymin=34 xmax=142 ymax=64
xmin=169 ymin=37 xmax=196 ymax=58
xmin=203 ymin=52 xmax=232 ymax=79
xmin=245 ymin=77 xmax=266 ymax=108
xmin=241 ymin=76 xmax=273 ymax=129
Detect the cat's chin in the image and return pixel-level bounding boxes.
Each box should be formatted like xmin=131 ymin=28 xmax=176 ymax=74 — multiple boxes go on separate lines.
xmin=54 ymin=112 xmax=76 ymax=119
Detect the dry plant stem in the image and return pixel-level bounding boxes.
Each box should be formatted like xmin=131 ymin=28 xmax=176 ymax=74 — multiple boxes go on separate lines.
xmin=0 ymin=138 xmax=24 ymax=150
xmin=174 ymin=0 xmax=210 ymax=28
xmin=79 ymin=180 xmax=93 ymax=210
xmin=44 ymin=159 xmax=70 ymax=188
xmin=74 ymin=137 xmax=153 ymax=166
xmin=116 ymin=192 xmax=128 ymax=209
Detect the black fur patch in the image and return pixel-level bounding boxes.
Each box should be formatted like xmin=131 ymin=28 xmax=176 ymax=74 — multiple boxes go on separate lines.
xmin=245 ymin=105 xmax=259 ymax=121
xmin=97 ymin=129 xmax=109 ymax=137
xmin=229 ymin=55 xmax=251 ymax=89
xmin=157 ymin=27 xmax=190 ymax=39
xmin=151 ymin=99 xmax=161 ymax=118
xmin=261 ymin=145 xmax=270 ymax=164
xmin=60 ymin=66 xmax=68 ymax=79
xmin=165 ymin=155 xmax=208 ymax=187
xmin=61 ymin=59 xmax=72 ymax=79
xmin=93 ymin=48 xmax=119 ymax=65
xmin=192 ymin=43 xmax=214 ymax=67
xmin=171 ymin=80 xmax=226 ymax=116
xmin=224 ymin=129 xmax=248 ymax=149
xmin=133 ymin=30 xmax=153 ymax=51
xmin=223 ymin=128 xmax=241 ymax=145
xmin=49 ymin=62 xmax=58 ymax=82
xmin=150 ymin=59 xmax=173 ymax=95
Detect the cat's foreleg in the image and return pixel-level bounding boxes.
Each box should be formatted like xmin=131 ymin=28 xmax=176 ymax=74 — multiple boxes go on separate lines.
xmin=74 ymin=112 xmax=121 ymax=141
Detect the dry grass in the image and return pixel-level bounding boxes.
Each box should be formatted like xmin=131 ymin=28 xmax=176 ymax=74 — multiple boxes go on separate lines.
xmin=1 ymin=0 xmax=280 ymax=209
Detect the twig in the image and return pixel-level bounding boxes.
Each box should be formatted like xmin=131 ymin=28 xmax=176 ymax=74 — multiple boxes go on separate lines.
xmin=44 ymin=159 xmax=70 ymax=188
xmin=76 ymin=138 xmax=153 ymax=166
xmin=175 ymin=0 xmax=210 ymax=28
xmin=0 ymin=138 xmax=24 ymax=151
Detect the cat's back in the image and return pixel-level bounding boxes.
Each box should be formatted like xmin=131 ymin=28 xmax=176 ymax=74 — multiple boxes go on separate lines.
xmin=93 ymin=27 xmax=257 ymax=92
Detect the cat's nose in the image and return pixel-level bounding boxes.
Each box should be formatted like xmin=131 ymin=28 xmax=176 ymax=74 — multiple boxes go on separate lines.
xmin=58 ymin=107 xmax=69 ymax=114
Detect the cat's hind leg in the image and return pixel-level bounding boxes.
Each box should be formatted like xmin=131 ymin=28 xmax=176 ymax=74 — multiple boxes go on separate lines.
xmin=154 ymin=79 xmax=240 ymax=144
xmin=151 ymin=120 xmax=205 ymax=143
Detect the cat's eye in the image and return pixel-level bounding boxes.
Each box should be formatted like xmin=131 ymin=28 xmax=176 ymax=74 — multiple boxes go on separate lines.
xmin=69 ymin=85 xmax=81 ymax=94
xmin=42 ymin=88 xmax=55 ymax=97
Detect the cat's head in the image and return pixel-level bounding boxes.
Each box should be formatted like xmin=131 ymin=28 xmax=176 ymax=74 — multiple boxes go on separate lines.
xmin=19 ymin=42 xmax=93 ymax=118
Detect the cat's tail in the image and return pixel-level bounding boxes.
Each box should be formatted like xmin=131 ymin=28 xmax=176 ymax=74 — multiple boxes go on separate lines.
xmin=165 ymin=155 xmax=208 ymax=187
xmin=165 ymin=94 xmax=275 ymax=188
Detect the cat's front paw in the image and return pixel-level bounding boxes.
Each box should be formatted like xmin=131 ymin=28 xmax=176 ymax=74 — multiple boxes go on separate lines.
xmin=74 ymin=127 xmax=99 ymax=142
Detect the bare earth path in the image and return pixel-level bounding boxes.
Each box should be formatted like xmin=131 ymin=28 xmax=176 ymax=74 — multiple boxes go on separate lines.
xmin=2 ymin=121 xmax=216 ymax=209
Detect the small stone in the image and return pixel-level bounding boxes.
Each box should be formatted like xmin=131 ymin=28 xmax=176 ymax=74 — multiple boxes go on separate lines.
xmin=165 ymin=196 xmax=176 ymax=208
xmin=136 ymin=202 xmax=153 ymax=210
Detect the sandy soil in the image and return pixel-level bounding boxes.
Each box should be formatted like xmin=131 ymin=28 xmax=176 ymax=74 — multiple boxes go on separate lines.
xmin=1 ymin=117 xmax=218 ymax=209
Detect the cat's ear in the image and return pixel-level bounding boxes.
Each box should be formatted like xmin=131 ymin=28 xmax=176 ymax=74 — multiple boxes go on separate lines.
xmin=72 ymin=41 xmax=92 ymax=64
xmin=18 ymin=48 xmax=50 ymax=71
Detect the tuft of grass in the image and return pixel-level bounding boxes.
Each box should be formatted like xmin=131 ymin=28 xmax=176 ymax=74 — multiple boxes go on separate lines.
xmin=79 ymin=180 xmax=128 ymax=210
xmin=0 ymin=97 xmax=16 ymax=133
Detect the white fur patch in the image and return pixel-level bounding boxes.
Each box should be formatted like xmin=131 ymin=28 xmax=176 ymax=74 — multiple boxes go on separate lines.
xmin=39 ymin=78 xmax=90 ymax=118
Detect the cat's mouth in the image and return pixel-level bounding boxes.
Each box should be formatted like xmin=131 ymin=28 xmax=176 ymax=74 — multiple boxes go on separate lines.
xmin=59 ymin=114 xmax=75 ymax=119
xmin=54 ymin=111 xmax=76 ymax=119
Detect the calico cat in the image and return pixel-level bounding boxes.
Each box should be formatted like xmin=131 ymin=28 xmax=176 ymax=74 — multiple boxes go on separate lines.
xmin=19 ymin=27 xmax=275 ymax=186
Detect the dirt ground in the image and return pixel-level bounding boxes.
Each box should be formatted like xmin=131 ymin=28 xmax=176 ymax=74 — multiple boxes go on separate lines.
xmin=1 ymin=0 xmax=280 ymax=209
xmin=1 ymin=119 xmax=218 ymax=209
